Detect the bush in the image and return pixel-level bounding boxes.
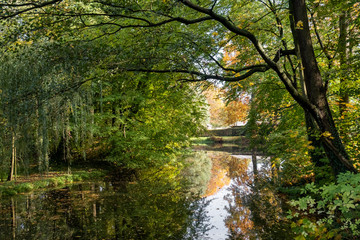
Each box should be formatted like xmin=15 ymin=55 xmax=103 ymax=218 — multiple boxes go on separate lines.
xmin=56 ymin=176 xmax=67 ymax=186
xmin=64 ymin=175 xmax=73 ymax=183
xmin=288 ymin=172 xmax=360 ymax=239
xmin=33 ymin=180 xmax=49 ymax=189
xmin=73 ymin=175 xmax=83 ymax=181
xmin=48 ymin=178 xmax=59 ymax=187
xmin=2 ymin=188 xmax=17 ymax=196
xmin=14 ymin=183 xmax=34 ymax=193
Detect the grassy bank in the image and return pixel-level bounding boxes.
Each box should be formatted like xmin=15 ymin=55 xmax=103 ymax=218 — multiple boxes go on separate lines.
xmin=0 ymin=169 xmax=107 ymax=197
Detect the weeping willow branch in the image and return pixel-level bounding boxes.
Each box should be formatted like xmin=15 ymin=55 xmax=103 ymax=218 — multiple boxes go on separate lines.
xmin=3 ymin=77 xmax=96 ymax=108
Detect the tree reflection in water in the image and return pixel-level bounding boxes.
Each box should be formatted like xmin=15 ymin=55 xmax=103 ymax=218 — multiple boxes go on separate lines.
xmin=0 ymin=160 xmax=213 ymax=240
xmin=223 ymin=155 xmax=294 ymax=240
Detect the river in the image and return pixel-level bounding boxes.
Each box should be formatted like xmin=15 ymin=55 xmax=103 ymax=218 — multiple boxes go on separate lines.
xmin=0 ymin=150 xmax=293 ymax=239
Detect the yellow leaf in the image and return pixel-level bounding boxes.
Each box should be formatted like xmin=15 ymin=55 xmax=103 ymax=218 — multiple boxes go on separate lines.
xmin=322 ymin=131 xmax=332 ymax=138
xmin=308 ymin=145 xmax=315 ymax=150
xmin=295 ymin=235 xmax=306 ymax=240
xmin=296 ymin=20 xmax=304 ymax=29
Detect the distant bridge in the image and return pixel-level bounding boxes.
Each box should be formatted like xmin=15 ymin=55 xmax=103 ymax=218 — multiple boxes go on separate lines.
xmin=202 ymin=126 xmax=246 ymax=137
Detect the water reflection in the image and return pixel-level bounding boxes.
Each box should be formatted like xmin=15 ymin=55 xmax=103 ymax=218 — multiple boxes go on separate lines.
xmin=0 ymin=151 xmax=293 ymax=239
xmin=0 ymin=167 xmax=210 ymax=240
xmin=201 ymin=151 xmax=294 ymax=240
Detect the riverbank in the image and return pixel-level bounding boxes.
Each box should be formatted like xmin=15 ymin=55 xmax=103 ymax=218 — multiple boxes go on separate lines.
xmin=0 ymin=168 xmax=107 ymax=197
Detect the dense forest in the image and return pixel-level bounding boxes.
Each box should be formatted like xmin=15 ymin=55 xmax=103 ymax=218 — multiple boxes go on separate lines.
xmin=1 ymin=0 xmax=360 ymax=238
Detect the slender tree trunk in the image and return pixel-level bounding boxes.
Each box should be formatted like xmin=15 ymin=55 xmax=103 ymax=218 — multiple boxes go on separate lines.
xmin=7 ymin=132 xmax=16 ymax=181
xmin=338 ymin=10 xmax=350 ymax=146
xmin=14 ymin=143 xmax=17 ymax=182
xmin=339 ymin=10 xmax=349 ymax=117
xmin=290 ymin=0 xmax=357 ymax=176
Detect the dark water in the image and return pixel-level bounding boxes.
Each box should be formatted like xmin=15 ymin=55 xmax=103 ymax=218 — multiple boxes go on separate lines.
xmin=0 ymin=151 xmax=293 ymax=240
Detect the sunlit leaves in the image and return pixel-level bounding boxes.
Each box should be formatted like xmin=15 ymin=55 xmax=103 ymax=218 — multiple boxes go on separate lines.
xmin=94 ymin=70 xmax=207 ymax=169
xmin=289 ymin=172 xmax=360 ymax=238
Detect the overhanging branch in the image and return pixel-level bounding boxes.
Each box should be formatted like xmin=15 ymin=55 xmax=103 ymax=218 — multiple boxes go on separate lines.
xmin=0 ymin=0 xmax=62 ymax=19
xmin=122 ymin=65 xmax=269 ymax=82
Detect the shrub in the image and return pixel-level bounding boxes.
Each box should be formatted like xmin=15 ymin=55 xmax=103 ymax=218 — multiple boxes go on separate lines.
xmin=33 ymin=180 xmax=49 ymax=189
xmin=48 ymin=178 xmax=58 ymax=187
xmin=56 ymin=176 xmax=67 ymax=186
xmin=2 ymin=188 xmax=17 ymax=196
xmin=73 ymin=175 xmax=83 ymax=181
xmin=288 ymin=172 xmax=360 ymax=239
xmin=14 ymin=183 xmax=34 ymax=193
xmin=64 ymin=175 xmax=73 ymax=183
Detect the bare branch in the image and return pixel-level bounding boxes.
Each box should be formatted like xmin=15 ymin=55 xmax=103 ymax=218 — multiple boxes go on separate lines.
xmin=210 ymin=0 xmax=218 ymax=12
xmin=309 ymin=9 xmax=333 ymax=60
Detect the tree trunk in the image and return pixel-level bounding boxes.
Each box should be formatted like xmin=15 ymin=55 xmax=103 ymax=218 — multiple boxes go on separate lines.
xmin=7 ymin=133 xmax=16 ymax=181
xmin=339 ymin=10 xmax=349 ymax=117
xmin=290 ymin=0 xmax=357 ymax=176
xmin=289 ymin=1 xmax=330 ymax=182
xmin=338 ymin=10 xmax=350 ymax=145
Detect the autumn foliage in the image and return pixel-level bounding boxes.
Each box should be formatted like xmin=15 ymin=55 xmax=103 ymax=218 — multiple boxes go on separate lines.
xmin=203 ymin=87 xmax=249 ymax=128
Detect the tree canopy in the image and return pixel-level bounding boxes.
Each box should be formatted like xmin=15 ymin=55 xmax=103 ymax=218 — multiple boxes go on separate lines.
xmin=1 ymin=0 xmax=360 ymax=181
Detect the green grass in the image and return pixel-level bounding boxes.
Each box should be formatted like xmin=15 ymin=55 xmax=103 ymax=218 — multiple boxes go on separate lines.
xmin=0 ymin=170 xmax=106 ymax=197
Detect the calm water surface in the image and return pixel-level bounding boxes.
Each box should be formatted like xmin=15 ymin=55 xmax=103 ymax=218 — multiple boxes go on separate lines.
xmin=0 ymin=151 xmax=293 ymax=239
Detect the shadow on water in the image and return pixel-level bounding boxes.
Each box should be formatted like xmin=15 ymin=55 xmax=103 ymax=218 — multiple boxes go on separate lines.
xmin=0 ymin=148 xmax=293 ymax=239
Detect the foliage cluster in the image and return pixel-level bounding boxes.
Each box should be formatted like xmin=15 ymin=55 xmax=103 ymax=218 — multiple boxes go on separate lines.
xmin=288 ymin=172 xmax=360 ymax=239
xmin=203 ymin=87 xmax=249 ymax=128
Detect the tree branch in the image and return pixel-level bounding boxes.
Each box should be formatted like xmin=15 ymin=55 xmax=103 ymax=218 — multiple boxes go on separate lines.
xmin=0 ymin=0 xmax=62 ymax=19
xmin=309 ymin=9 xmax=333 ymax=61
xmin=178 ymin=0 xmax=321 ymax=118
xmin=122 ymin=65 xmax=269 ymax=82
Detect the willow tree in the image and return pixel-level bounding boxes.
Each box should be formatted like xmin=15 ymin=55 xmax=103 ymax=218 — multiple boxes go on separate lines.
xmin=0 ymin=42 xmax=98 ymax=179
xmin=1 ymin=1 xmax=209 ymax=174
